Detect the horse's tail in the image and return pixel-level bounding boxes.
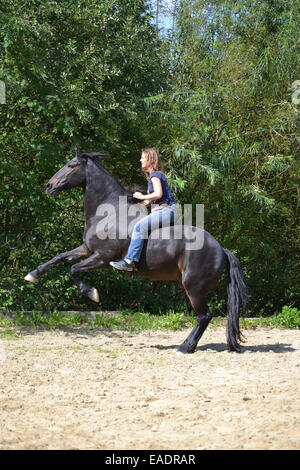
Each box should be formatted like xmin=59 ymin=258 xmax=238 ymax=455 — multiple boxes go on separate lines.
xmin=224 ymin=249 xmax=248 ymax=352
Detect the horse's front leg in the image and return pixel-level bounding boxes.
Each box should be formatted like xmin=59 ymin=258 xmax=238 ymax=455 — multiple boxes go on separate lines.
xmin=24 ymin=244 xmax=90 ymax=282
xmin=70 ymin=253 xmax=108 ymax=303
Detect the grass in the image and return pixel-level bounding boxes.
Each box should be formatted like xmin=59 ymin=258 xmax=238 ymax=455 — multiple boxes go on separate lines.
xmin=0 ymin=306 xmax=299 ymax=335
xmin=0 ymin=310 xmax=193 ymax=333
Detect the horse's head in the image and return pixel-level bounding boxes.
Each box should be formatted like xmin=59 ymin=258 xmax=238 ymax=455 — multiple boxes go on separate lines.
xmin=45 ymin=145 xmax=107 ymax=196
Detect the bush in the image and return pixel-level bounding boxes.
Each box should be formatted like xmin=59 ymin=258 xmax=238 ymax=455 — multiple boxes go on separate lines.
xmin=275 ymin=305 xmax=300 ymax=329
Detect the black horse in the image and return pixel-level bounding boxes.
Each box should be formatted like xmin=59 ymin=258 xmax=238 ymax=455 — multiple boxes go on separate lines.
xmin=25 ymin=145 xmax=248 ymax=353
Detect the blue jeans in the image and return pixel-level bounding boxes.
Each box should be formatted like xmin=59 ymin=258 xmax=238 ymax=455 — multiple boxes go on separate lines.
xmin=126 ymin=204 xmax=178 ymax=262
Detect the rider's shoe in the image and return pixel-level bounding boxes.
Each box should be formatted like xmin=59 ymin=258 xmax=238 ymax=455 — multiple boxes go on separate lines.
xmin=109 ymin=259 xmax=135 ymax=272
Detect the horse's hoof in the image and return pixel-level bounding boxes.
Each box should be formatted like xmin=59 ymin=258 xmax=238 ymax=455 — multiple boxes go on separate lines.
xmin=88 ymin=288 xmax=99 ymax=303
xmin=174 ymin=349 xmax=185 ymax=355
xmin=24 ymin=273 xmax=37 ymax=283
xmin=175 ymin=344 xmax=195 ymax=354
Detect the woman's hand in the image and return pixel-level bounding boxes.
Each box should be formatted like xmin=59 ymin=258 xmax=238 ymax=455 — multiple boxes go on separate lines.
xmin=133 ymin=191 xmax=145 ymax=200
xmin=142 ymin=199 xmax=151 ymax=207
xmin=133 ymin=177 xmax=162 ymax=203
xmin=133 ymin=192 xmax=150 ymax=206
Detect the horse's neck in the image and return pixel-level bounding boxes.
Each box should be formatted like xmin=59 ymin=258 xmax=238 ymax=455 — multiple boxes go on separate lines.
xmin=83 ymin=159 xmax=128 ymax=218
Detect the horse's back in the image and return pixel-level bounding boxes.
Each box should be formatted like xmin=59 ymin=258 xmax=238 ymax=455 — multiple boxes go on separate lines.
xmin=137 ymin=225 xmax=225 ymax=283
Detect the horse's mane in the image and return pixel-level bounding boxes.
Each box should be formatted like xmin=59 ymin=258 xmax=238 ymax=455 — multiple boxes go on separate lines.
xmin=79 ymin=148 xmax=143 ymax=204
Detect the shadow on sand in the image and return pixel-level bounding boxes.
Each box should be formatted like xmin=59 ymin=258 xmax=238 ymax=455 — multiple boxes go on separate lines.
xmin=151 ymin=342 xmax=296 ymax=354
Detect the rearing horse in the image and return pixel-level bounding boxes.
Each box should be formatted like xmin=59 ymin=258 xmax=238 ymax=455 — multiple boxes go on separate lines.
xmin=25 ymin=145 xmax=248 ymax=353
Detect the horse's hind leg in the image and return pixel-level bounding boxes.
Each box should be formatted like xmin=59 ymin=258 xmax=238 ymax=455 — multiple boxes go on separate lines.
xmin=25 ymin=244 xmax=90 ymax=282
xmin=176 ymin=294 xmax=212 ymax=354
xmin=70 ymin=253 xmax=107 ymax=303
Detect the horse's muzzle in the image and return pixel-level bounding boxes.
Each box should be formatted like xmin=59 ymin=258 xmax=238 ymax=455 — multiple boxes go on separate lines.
xmin=45 ymin=177 xmax=59 ymax=195
xmin=45 ymin=182 xmax=53 ymax=194
xmin=45 ymin=181 xmax=58 ymax=195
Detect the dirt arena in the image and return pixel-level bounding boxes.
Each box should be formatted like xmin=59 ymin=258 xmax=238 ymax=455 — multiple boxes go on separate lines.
xmin=0 ymin=325 xmax=299 ymax=450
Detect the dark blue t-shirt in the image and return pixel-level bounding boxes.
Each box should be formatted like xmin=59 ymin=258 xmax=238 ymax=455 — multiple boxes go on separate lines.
xmin=148 ymin=171 xmax=176 ymax=205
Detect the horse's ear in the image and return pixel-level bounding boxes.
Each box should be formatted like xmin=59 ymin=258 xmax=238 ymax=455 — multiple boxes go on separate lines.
xmin=88 ymin=151 xmax=110 ymax=160
xmin=75 ymin=144 xmax=82 ymax=157
xmin=75 ymin=146 xmax=110 ymax=161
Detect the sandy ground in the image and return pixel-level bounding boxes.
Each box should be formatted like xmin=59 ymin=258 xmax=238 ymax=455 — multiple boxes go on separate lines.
xmin=0 ymin=325 xmax=299 ymax=450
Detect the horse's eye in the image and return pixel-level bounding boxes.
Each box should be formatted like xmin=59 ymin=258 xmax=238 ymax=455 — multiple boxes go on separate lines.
xmin=69 ymin=161 xmax=80 ymax=168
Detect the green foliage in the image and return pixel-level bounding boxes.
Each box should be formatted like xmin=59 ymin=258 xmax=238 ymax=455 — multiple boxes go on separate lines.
xmin=262 ymin=305 xmax=300 ymax=329
xmin=142 ymin=0 xmax=300 ymax=315
xmin=0 ymin=0 xmax=299 ymax=316
xmin=0 ymin=0 xmax=170 ymax=313
xmin=0 ymin=310 xmax=194 ymax=332
xmin=1 ymin=306 xmax=299 ymax=333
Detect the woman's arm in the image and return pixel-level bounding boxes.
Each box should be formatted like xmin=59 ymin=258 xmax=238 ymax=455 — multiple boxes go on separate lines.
xmin=133 ymin=177 xmax=163 ymax=202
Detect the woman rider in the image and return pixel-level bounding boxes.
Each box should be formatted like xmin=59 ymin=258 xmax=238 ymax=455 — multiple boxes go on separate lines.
xmin=110 ymin=148 xmax=178 ymax=271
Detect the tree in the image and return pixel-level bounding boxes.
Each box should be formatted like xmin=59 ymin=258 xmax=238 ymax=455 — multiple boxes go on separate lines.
xmin=143 ymin=0 xmax=300 ymax=314
xmin=0 ymin=0 xmax=168 ymax=311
